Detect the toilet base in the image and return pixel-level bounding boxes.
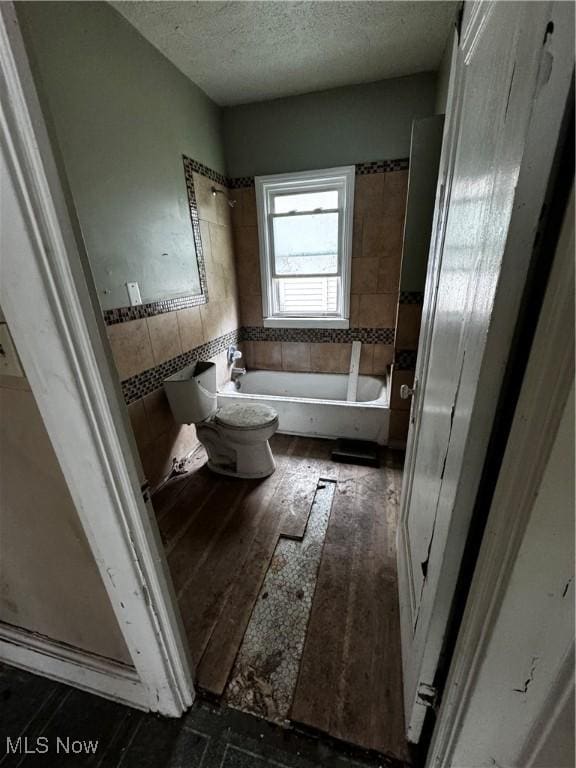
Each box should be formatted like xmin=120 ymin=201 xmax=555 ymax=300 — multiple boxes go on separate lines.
xmin=206 ymin=456 xmax=276 ymax=480
xmin=196 ymin=420 xmax=277 ymax=479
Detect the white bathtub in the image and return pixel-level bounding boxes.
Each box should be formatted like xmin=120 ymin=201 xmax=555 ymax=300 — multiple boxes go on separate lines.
xmin=218 ymin=370 xmax=389 ymax=445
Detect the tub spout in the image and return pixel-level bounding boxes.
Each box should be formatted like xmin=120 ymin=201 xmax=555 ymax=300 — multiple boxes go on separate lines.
xmin=231 ymin=366 xmax=246 ymax=390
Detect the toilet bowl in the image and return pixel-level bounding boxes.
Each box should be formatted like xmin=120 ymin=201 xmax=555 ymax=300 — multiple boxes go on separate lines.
xmin=163 ymin=362 xmax=278 ymax=479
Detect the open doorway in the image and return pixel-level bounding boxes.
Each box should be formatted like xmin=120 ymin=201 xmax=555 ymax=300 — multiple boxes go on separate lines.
xmin=9 ymin=1 xmax=456 ymax=761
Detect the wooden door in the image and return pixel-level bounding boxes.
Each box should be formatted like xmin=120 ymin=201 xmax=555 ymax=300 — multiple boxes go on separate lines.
xmin=396 ymin=1 xmax=574 ymax=744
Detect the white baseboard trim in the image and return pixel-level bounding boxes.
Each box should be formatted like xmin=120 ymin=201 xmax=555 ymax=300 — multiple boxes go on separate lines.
xmin=0 ymin=623 xmax=149 ymax=711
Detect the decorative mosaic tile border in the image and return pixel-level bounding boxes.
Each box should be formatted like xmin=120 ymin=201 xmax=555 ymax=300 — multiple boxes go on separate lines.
xmin=184 ymin=156 xmax=228 ymax=187
xmin=103 ymin=293 xmax=205 ymax=325
xmin=240 ymin=326 xmax=395 ymax=345
xmin=399 ymin=291 xmax=424 ymax=305
xmin=355 ymin=158 xmax=409 ymax=175
xmin=227 ymin=158 xmax=410 ymax=190
xmin=228 ymin=176 xmax=255 ymax=189
xmin=121 ymin=329 xmax=239 ymax=404
xmin=395 ymin=350 xmax=418 ymax=370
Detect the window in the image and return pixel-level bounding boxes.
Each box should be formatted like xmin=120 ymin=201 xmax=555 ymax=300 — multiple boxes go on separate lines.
xmin=255 ymin=167 xmax=355 ymax=328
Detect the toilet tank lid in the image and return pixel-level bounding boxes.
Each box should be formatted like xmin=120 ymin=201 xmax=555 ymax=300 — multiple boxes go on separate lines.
xmin=215 ymin=403 xmax=278 ymax=429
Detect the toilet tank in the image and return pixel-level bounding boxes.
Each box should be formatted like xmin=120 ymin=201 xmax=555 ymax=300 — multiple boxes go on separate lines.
xmin=163 ymin=361 xmax=217 ymax=424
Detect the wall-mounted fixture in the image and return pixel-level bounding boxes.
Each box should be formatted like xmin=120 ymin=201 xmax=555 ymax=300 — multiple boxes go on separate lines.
xmin=227 ymin=345 xmax=243 ymax=365
xmin=211 ymin=187 xmax=237 ymax=208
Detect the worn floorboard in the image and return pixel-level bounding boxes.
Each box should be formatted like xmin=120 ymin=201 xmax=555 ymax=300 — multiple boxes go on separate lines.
xmin=196 ymin=455 xmax=319 ymax=693
xmin=152 ymin=436 xmax=408 ymax=763
xmin=290 ymin=455 xmax=408 ymax=763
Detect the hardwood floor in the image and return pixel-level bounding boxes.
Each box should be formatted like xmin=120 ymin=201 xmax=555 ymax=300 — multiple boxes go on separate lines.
xmin=152 ymin=435 xmax=408 ymax=764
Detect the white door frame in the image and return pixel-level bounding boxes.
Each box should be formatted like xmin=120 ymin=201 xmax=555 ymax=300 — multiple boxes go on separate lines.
xmin=0 ymin=4 xmax=193 ymax=716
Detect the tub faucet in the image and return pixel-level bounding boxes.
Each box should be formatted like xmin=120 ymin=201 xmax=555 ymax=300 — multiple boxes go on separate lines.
xmin=231 ymin=366 xmax=246 ymax=389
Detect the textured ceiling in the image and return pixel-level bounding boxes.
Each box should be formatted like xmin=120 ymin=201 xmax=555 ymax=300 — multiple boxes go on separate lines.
xmin=111 ymin=1 xmax=458 ymax=106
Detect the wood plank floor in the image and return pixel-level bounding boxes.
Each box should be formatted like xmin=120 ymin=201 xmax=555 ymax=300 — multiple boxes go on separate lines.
xmin=152 ymin=435 xmax=408 ymax=764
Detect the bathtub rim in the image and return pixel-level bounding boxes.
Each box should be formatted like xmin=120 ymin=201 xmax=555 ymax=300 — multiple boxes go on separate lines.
xmin=218 ymin=375 xmax=389 ymax=408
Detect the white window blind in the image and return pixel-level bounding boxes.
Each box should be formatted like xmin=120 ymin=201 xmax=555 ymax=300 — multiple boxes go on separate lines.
xmin=277 ymin=276 xmax=339 ymax=315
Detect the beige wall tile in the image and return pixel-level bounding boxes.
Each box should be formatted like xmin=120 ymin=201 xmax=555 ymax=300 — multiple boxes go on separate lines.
xmin=200 ymin=299 xmax=223 ymax=340
xmin=177 ymin=306 xmax=204 ymax=352
xmin=240 ymin=299 xmax=263 ymax=327
xmin=351 ymin=257 xmax=380 ymax=294
xmin=390 ymin=368 xmax=415 ymax=410
xmin=383 ymin=170 xmax=409 ymax=222
xmin=205 ymin=260 xmax=227 ymax=301
xmin=107 ymin=319 xmax=153 ymax=381
xmin=359 ymin=344 xmax=374 ymax=374
xmin=232 ymin=187 xmax=257 ymax=229
xmin=381 ymin=218 xmax=405 ymax=262
xmin=281 ymin=342 xmax=311 ymax=372
xmin=250 ymin=341 xmax=282 ymax=370
xmin=310 ymin=342 xmax=351 ymax=373
xmin=143 ymin=388 xmax=174 ymax=440
xmin=373 ymin=344 xmax=394 ymax=374
xmin=206 ymin=223 xmax=237 ymax=301
xmin=389 ymin=409 xmax=410 ymax=444
xmin=235 ymin=226 xmax=262 ymax=297
xmin=199 ymin=219 xmax=212 ymax=264
xmin=141 ymin=423 xmax=199 ymax=490
xmin=361 ymin=215 xmax=386 ymax=260
xmin=215 ymin=189 xmax=232 ymax=228
xmin=241 ymin=341 xmax=254 ymax=368
xmin=395 ymin=304 xmax=422 ymax=350
xmin=377 ymin=255 xmax=402 ymax=293
xmin=358 ymin=293 xmax=398 ymax=328
xmin=193 ymin=172 xmax=218 ymax=224
xmin=357 ymin=170 xmax=408 ymax=263
xmin=354 ymin=173 xmax=385 ymax=218
xmin=147 ymin=312 xmax=182 ymax=366
xmin=127 ymin=399 xmax=150 ymax=451
xmin=352 ymin=215 xmax=363 ymax=259
xmin=349 ymin=294 xmax=360 ymax=328
xmin=220 ymin=299 xmax=239 ymax=335
xmin=209 ymin=222 xmax=234 ymax=266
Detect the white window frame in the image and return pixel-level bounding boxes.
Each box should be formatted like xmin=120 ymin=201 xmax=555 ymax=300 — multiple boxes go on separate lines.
xmin=255 ymin=166 xmax=355 ymax=329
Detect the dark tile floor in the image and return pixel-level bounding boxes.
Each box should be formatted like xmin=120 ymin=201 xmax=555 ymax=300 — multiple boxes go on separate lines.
xmin=0 ymin=664 xmax=402 ymax=768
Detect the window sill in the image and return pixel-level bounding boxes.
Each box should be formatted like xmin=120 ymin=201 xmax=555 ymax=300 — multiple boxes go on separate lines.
xmin=263 ymin=317 xmax=350 ymax=329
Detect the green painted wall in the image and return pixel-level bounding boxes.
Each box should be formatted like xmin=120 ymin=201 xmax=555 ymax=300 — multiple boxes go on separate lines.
xmin=222 ymin=73 xmax=437 ymax=178
xmin=18 ymin=2 xmax=225 ymax=310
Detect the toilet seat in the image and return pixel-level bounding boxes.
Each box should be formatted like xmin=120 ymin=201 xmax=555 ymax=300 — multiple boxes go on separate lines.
xmin=215 ymin=403 xmax=278 ymax=430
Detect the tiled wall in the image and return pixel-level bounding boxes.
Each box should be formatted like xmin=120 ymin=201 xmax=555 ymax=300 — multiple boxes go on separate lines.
xmin=388 ymin=292 xmax=423 ymax=446
xmin=231 ymin=165 xmax=409 ymax=378
xmin=105 ymin=171 xmax=239 ymax=489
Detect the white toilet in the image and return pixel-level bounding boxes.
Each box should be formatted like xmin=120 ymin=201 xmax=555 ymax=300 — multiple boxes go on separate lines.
xmin=164 ymin=361 xmax=278 ymax=479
